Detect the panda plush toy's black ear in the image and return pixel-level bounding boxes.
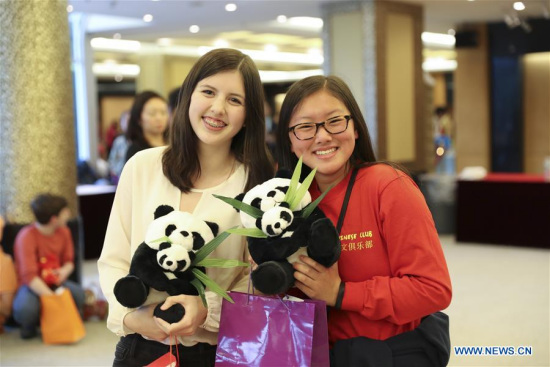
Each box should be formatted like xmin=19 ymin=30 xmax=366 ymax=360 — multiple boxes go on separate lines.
xmin=275 ymin=168 xmax=293 ymax=179
xmin=230 ymin=193 xmax=246 ymax=212
xmin=205 ymin=221 xmax=219 ymax=237
xmin=154 ymin=205 xmax=175 ymax=219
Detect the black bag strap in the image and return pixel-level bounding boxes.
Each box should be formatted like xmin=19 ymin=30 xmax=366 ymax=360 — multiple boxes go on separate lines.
xmin=336 ymin=167 xmax=359 ymax=234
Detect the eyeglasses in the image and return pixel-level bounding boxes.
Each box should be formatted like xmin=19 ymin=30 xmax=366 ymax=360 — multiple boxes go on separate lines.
xmin=289 ymin=115 xmax=352 ymax=141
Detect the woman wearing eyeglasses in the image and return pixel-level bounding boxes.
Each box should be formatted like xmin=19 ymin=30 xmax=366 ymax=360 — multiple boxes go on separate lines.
xmin=276 ymin=75 xmax=452 ymax=367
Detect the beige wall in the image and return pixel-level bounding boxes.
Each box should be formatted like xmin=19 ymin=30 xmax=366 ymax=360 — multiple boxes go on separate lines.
xmin=454 ymin=24 xmax=491 ymax=172
xmin=376 ymin=1 xmax=424 ymax=170
xmin=329 ymin=12 xmax=365 ymax=110
xmin=523 ymin=52 xmax=550 ymax=174
xmin=385 ymin=12 xmax=415 ymax=162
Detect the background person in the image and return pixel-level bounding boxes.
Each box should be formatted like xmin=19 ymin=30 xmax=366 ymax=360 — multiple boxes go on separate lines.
xmin=125 ymin=91 xmax=169 ymax=163
xmin=12 ymin=194 xmax=85 ymax=339
xmin=98 ymin=48 xmax=273 ymax=367
xmin=0 ymin=215 xmax=17 ymax=334
xmin=276 ymin=75 xmax=452 ymax=366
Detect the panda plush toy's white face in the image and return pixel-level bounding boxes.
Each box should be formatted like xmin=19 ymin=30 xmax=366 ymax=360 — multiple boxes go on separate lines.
xmin=240 ymin=178 xmax=311 ymax=237
xmin=145 ymin=210 xmax=217 ymax=273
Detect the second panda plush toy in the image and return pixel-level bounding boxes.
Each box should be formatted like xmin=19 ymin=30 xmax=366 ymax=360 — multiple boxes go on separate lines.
xmin=114 ymin=205 xmax=222 ymax=323
xmin=216 ymin=160 xmax=341 ymax=295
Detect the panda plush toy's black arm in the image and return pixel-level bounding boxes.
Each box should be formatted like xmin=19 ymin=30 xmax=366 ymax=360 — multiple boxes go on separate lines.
xmin=130 ymin=242 xmax=177 ymax=292
xmin=113 ymin=242 xmax=162 ymax=308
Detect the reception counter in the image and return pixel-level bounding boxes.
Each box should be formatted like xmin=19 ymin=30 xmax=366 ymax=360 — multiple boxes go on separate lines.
xmin=456 ymin=173 xmax=549 ymax=248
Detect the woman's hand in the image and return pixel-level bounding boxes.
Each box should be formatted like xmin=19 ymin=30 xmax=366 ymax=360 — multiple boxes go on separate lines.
xmin=124 ymin=304 xmax=169 ymax=341
xmin=293 ymin=256 xmax=341 ymax=306
xmin=153 ymin=295 xmax=207 ymax=336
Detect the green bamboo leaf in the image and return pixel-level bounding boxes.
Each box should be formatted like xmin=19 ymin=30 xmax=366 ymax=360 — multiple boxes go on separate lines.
xmin=302 ymin=183 xmax=335 ymax=218
xmin=191 ymin=268 xmax=234 ymax=303
xmin=197 ymin=258 xmax=249 ymax=268
xmin=290 ymin=167 xmax=317 ymax=210
xmin=227 ymin=227 xmax=267 ymax=238
xmin=192 ymin=230 xmax=233 ymax=266
xmin=284 ymin=156 xmax=303 ymax=205
xmin=190 ymin=278 xmax=207 ymax=307
xmin=149 ymin=236 xmax=170 ymax=244
xmin=213 ymin=195 xmax=263 ymax=219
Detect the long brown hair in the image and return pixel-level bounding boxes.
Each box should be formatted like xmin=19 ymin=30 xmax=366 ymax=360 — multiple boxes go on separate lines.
xmin=276 ymin=75 xmax=377 ymax=177
xmin=163 ymin=48 xmax=274 ymax=192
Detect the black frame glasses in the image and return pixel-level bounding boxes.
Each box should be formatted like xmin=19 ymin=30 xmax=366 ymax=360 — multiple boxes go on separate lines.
xmin=288 ymin=115 xmax=352 ymax=141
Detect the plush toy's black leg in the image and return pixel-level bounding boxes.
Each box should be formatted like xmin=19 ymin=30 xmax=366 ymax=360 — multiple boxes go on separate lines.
xmin=113 ymin=275 xmax=149 ymax=308
xmin=251 ymin=260 xmax=295 ymax=295
xmin=308 ymin=218 xmax=341 ymax=267
xmin=154 ymin=302 xmax=185 ymax=324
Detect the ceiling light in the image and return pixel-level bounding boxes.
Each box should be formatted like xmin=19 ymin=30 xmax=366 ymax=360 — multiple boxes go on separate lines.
xmin=421 ymin=32 xmax=456 ymax=48
xmin=92 ymin=62 xmax=140 ymax=77
xmin=447 ymin=29 xmax=456 ymax=36
xmin=214 ymin=39 xmax=229 ymax=48
xmin=277 ymin=15 xmax=287 ymax=23
xmin=157 ymin=38 xmax=172 ymax=46
xmin=189 ymin=25 xmax=200 ymax=33
xmin=264 ymin=44 xmax=278 ymax=53
xmin=225 ymin=3 xmax=237 ymax=12
xmin=513 ymin=2 xmax=525 ymax=11
xmin=143 ymin=14 xmax=153 ymax=22
xmin=422 ymin=58 xmax=457 ymax=72
xmin=90 ymin=38 xmax=141 ymax=52
xmin=198 ymin=47 xmax=324 ymax=66
xmin=66 ymin=5 xmax=73 ymax=12
xmin=287 ymin=17 xmax=323 ymax=29
xmin=258 ymin=69 xmax=323 ymax=83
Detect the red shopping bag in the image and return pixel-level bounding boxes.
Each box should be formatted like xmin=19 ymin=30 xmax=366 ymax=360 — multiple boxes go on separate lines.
xmin=215 ymin=291 xmax=329 ymax=367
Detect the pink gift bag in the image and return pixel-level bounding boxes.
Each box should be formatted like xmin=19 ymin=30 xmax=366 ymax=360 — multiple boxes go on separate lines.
xmin=215 ymin=291 xmax=329 ymax=367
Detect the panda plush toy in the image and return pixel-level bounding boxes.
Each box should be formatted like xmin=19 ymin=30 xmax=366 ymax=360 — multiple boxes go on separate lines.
xmin=219 ymin=168 xmax=341 ymax=295
xmin=113 ymin=205 xmax=219 ymax=323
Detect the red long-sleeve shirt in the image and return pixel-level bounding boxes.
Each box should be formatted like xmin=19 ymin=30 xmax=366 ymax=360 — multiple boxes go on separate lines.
xmin=14 ymin=224 xmax=74 ymax=285
xmin=310 ymin=164 xmax=452 ymax=344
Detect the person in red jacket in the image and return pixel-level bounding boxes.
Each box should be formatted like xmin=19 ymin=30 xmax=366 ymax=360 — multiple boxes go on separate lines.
xmin=12 ymin=194 xmax=84 ymax=339
xmin=276 ymin=75 xmax=452 ymax=366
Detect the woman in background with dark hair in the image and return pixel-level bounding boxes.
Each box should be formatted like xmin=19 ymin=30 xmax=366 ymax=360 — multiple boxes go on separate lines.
xmin=125 ymin=90 xmax=169 ymax=162
xmin=98 ymin=48 xmax=273 ymax=367
xmin=277 ymin=75 xmax=452 ymax=367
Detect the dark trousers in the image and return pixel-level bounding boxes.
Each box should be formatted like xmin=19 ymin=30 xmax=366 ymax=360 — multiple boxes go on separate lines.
xmin=330 ymin=312 xmax=451 ymax=367
xmin=113 ymin=333 xmax=217 ymax=367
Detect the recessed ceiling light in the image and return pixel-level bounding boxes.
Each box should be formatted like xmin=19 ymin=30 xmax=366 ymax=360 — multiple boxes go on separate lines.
xmin=277 ymin=15 xmax=287 ymax=23
xmin=189 ymin=25 xmax=200 ymax=33
xmin=143 ymin=14 xmax=153 ymax=22
xmin=225 ymin=3 xmax=237 ymax=12
xmin=513 ymin=2 xmax=525 ymax=11
xmin=66 ymin=5 xmax=73 ymax=12
xmin=467 ymin=0 xmax=475 ymax=2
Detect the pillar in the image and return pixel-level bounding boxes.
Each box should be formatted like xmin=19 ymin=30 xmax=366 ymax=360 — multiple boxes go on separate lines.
xmin=322 ymin=0 xmax=426 ymax=172
xmin=0 ymin=0 xmax=78 ymax=222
